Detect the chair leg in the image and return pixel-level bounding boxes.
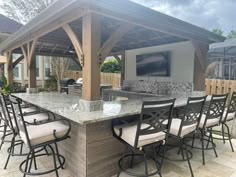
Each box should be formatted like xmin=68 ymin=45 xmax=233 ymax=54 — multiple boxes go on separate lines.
xmin=130 ymin=150 xmax=134 ymax=168
xmin=4 ymin=135 xmax=15 ymax=169
xmin=201 ymin=131 xmax=205 ymax=165
xmin=117 ymin=146 xmax=128 ymax=177
xmin=54 ymin=143 xmax=64 ymax=169
xmin=222 ymin=124 xmax=226 ymax=144
xmin=191 ymin=132 xmax=196 ymax=149
xmin=143 ymin=149 xmax=148 ymax=176
xmin=23 ymin=151 xmax=31 ymax=177
xmin=0 ymin=124 xmax=7 ymax=150
xmin=210 ymin=129 xmax=218 ymax=158
xmin=48 ymin=145 xmax=59 ymax=177
xmin=184 ymin=144 xmax=194 ymax=177
xmin=224 ymin=123 xmax=234 ymax=152
xmin=159 ymin=144 xmax=166 ymax=174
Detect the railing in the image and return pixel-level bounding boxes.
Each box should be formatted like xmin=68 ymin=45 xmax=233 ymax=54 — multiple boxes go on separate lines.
xmin=64 ymin=70 xmax=121 ymax=88
xmin=205 ymin=79 xmax=236 ymax=95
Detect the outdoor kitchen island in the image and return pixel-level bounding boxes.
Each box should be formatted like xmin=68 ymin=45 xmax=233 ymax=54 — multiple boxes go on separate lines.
xmin=13 ymin=92 xmax=203 ymax=177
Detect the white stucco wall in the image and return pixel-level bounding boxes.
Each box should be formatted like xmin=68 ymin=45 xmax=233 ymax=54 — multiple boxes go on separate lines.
xmin=125 ymin=41 xmax=195 ymax=82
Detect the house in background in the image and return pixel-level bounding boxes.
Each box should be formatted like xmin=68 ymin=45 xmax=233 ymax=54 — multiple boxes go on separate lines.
xmin=207 ymin=39 xmax=236 ymax=80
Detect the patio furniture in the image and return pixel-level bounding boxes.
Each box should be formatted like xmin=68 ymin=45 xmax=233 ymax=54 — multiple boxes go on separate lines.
xmin=190 ymin=93 xmax=228 ymax=165
xmin=9 ymin=95 xmax=71 ymax=177
xmin=0 ymin=94 xmax=52 ymax=169
xmin=60 ymin=78 xmax=75 ymax=94
xmin=165 ymin=96 xmax=206 ymax=177
xmin=112 ymin=99 xmax=175 ymax=177
xmin=212 ymin=92 xmax=236 ymax=152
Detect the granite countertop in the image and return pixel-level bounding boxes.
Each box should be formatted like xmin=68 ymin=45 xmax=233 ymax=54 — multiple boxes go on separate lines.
xmin=13 ymin=92 xmax=206 ymax=125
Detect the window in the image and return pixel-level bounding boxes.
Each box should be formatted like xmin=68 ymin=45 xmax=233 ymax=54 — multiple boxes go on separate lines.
xmin=13 ymin=67 xmax=19 ymax=78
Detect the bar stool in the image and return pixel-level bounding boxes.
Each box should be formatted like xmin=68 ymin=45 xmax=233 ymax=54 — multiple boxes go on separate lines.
xmin=0 ymin=94 xmax=52 ymax=169
xmin=212 ymin=92 xmax=236 ymax=152
xmin=9 ymin=95 xmax=71 ymax=177
xmin=166 ymin=96 xmax=206 ymax=177
xmin=190 ymin=94 xmax=228 ymax=165
xmin=113 ymin=99 xmax=175 ymax=177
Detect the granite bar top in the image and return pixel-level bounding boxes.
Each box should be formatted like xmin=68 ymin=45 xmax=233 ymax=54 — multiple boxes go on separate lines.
xmin=13 ymin=92 xmax=205 ymax=125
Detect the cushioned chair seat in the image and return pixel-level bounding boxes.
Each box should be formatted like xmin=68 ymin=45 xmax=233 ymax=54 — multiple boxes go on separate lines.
xmin=199 ymin=114 xmax=219 ymax=128
xmin=114 ymin=123 xmax=166 ymax=148
xmin=20 ymin=121 xmax=69 ymax=146
xmin=22 ymin=107 xmax=37 ymax=114
xmin=170 ymin=118 xmax=197 ymax=137
xmin=223 ymin=111 xmax=235 ymax=121
xmin=12 ymin=112 xmax=49 ymax=128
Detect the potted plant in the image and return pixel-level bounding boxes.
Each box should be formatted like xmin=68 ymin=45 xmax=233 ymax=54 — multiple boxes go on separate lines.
xmin=0 ymin=75 xmax=11 ymax=95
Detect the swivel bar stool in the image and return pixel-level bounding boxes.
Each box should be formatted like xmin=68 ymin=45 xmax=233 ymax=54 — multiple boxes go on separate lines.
xmin=113 ymin=99 xmax=175 ymax=177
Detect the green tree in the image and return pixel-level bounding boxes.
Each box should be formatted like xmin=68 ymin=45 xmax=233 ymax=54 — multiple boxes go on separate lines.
xmin=1 ymin=0 xmax=55 ymax=24
xmin=212 ymin=28 xmax=224 ymax=36
xmin=227 ymin=30 xmax=236 ymax=39
xmin=101 ymin=59 xmax=121 ymax=73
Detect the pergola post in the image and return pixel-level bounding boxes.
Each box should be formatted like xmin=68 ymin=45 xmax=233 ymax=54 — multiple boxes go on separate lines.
xmin=192 ymin=41 xmax=209 ymax=91
xmin=21 ymin=39 xmax=38 ymax=92
xmin=82 ymin=13 xmax=101 ymax=101
xmin=6 ymin=51 xmax=13 ymax=86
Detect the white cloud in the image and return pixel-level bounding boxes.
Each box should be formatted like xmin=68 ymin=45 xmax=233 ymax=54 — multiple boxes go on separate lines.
xmin=131 ymin=0 xmax=236 ymax=35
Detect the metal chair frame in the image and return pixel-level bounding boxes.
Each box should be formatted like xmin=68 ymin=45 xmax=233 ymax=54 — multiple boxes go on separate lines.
xmin=112 ymin=98 xmax=175 ymax=177
xmin=9 ymin=95 xmax=71 ymax=177
xmin=189 ymin=93 xmax=228 ymax=165
xmin=161 ymin=96 xmax=206 ymax=177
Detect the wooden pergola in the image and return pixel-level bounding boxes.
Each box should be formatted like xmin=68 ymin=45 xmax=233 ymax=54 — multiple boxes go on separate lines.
xmin=0 ymin=0 xmax=225 ymax=101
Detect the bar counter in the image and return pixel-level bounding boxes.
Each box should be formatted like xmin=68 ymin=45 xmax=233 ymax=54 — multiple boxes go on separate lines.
xmin=12 ymin=92 xmax=203 ymax=177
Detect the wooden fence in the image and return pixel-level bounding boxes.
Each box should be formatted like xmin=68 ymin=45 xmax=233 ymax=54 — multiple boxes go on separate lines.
xmin=64 ymin=72 xmax=236 ymax=95
xmin=64 ymin=70 xmax=121 ymax=88
xmin=205 ymin=79 xmax=236 ymax=95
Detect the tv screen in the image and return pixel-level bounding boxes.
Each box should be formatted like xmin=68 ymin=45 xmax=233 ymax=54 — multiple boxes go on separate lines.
xmin=136 ymin=52 xmax=170 ymax=77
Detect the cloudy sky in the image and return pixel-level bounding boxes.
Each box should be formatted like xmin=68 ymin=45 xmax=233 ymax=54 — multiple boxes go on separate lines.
xmin=131 ymin=0 xmax=236 ymax=35
xmin=0 ymin=0 xmax=235 ymax=35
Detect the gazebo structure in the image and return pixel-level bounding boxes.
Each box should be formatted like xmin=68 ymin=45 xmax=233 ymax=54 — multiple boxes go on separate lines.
xmin=0 ymin=0 xmax=224 ymax=102
xmin=0 ymin=1 xmax=227 ymax=177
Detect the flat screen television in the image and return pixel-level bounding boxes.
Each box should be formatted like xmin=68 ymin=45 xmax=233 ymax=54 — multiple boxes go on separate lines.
xmin=136 ymin=51 xmax=170 ymax=77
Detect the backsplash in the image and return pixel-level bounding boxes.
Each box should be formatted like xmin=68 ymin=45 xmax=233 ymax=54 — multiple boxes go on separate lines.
xmin=123 ymin=80 xmax=193 ymax=95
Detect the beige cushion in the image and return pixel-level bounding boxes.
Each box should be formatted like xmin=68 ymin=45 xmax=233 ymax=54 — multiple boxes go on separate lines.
xmin=114 ymin=123 xmax=166 ymax=148
xmin=22 ymin=107 xmax=37 ymax=114
xmin=199 ymin=114 xmax=219 ymax=128
xmin=223 ymin=111 xmax=235 ymax=121
xmin=170 ymin=118 xmax=197 ymax=137
xmin=12 ymin=112 xmax=49 ymax=128
xmin=20 ymin=121 xmax=69 ymax=146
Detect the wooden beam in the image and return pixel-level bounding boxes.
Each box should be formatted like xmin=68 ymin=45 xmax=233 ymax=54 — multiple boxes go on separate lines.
xmin=99 ymin=24 xmax=133 ymax=64
xmin=62 ymin=24 xmax=84 ymax=66
xmin=21 ymin=40 xmax=38 ymax=88
xmin=191 ymin=40 xmax=209 ymax=71
xmin=82 ymin=13 xmax=101 ymax=101
xmin=6 ymin=51 xmax=13 ymax=86
xmin=192 ymin=41 xmax=209 ymax=91
xmin=120 ymin=51 xmax=125 ymax=86
xmin=113 ymin=55 xmax=121 ymax=64
xmin=13 ymin=55 xmax=24 ymax=68
xmin=2 ymin=6 xmax=87 ymax=53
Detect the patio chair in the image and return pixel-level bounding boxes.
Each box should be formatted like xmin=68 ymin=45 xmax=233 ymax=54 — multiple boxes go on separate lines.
xmin=190 ymin=93 xmax=228 ymax=165
xmin=9 ymin=95 xmax=71 ymax=177
xmin=212 ymin=92 xmax=236 ymax=152
xmin=112 ymin=99 xmax=175 ymax=177
xmin=0 ymin=94 xmax=52 ymax=169
xmin=165 ymin=96 xmax=206 ymax=177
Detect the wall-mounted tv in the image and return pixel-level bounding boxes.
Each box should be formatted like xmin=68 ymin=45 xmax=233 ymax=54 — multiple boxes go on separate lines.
xmin=136 ymin=51 xmax=170 ymax=77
